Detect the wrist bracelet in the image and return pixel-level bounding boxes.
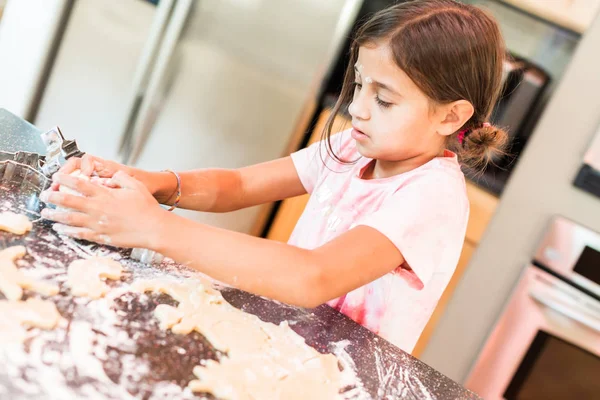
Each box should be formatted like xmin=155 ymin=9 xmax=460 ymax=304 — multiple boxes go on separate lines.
xmin=162 ymin=169 xmax=181 ymax=212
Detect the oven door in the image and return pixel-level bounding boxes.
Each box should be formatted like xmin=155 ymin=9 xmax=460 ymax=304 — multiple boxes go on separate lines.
xmin=503 ymin=330 xmax=600 ymax=399
xmin=465 ymin=265 xmax=600 ymax=399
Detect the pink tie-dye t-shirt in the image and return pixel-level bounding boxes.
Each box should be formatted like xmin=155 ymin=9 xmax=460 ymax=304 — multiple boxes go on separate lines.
xmin=289 ymin=129 xmax=469 ymax=352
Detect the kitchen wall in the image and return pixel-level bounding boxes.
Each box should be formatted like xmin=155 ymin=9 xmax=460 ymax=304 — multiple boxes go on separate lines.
xmin=421 ymin=12 xmax=600 ymax=383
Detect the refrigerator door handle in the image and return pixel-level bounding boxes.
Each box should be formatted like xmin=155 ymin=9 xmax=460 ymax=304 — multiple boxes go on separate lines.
xmin=125 ymin=0 xmax=194 ymax=166
xmin=117 ymin=0 xmax=176 ymax=160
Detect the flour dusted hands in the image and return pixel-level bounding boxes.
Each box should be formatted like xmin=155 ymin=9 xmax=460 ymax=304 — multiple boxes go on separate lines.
xmin=40 ymin=171 xmax=164 ymax=249
xmin=50 ymin=154 xmax=126 ymax=191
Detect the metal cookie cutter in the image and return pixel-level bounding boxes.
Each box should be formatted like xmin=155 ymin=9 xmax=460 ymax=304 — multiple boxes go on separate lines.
xmin=41 ymin=128 xmax=164 ymax=265
xmin=39 ymin=126 xmax=85 ymax=177
xmin=1 ymin=126 xmax=85 ymax=219
xmin=1 ymin=126 xmax=85 ymax=194
xmin=130 ymin=248 xmax=164 ymax=265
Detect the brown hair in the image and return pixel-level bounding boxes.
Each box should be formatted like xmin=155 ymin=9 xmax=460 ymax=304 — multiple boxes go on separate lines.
xmin=323 ymin=0 xmax=509 ymax=171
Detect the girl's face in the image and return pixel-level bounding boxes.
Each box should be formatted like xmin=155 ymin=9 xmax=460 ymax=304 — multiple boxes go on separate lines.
xmin=348 ymin=44 xmax=449 ymax=164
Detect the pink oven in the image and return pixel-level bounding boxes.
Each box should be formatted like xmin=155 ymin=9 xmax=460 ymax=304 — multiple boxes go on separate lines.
xmin=466 ymin=216 xmax=600 ymax=399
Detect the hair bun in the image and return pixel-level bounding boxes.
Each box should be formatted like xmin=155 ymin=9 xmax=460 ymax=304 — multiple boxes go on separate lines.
xmin=461 ymin=124 xmax=509 ymax=170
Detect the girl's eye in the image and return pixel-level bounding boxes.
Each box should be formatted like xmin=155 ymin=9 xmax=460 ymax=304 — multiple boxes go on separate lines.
xmin=352 ymin=82 xmax=362 ymax=91
xmin=375 ymin=96 xmax=392 ymax=109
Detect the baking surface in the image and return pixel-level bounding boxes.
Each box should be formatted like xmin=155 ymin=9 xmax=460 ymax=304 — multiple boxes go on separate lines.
xmin=0 ymin=184 xmax=480 ymax=400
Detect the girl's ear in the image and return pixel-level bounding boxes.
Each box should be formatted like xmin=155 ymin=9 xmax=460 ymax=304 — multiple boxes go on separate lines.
xmin=437 ymin=100 xmax=474 ymax=137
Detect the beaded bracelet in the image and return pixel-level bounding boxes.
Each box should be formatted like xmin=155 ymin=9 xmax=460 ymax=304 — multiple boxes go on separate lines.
xmin=162 ymin=169 xmax=181 ymax=212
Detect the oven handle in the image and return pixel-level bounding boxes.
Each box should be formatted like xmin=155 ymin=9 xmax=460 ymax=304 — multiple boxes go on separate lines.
xmin=529 ymin=288 xmax=600 ymax=332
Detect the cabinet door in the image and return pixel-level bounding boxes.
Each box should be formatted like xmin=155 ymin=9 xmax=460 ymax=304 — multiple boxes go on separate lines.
xmin=412 ymin=184 xmax=497 ymax=357
xmin=412 ymin=241 xmax=476 ymax=357
xmin=465 ymin=181 xmax=498 ymax=244
xmin=267 ymin=109 xmax=350 ymax=242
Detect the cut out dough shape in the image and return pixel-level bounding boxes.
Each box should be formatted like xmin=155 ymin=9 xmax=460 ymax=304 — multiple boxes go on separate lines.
xmin=188 ymin=352 xmax=342 ymax=400
xmin=0 ymin=246 xmax=60 ymax=300
xmin=131 ymin=279 xmax=345 ymax=400
xmin=67 ymin=257 xmax=123 ymax=299
xmin=0 ymin=297 xmax=62 ymax=344
xmin=0 ymin=211 xmax=33 ymax=235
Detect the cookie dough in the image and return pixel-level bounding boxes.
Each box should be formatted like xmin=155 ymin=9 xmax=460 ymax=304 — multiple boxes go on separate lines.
xmin=0 ymin=246 xmax=60 ymax=300
xmin=188 ymin=352 xmax=342 ymax=400
xmin=0 ymin=297 xmax=62 ymax=344
xmin=0 ymin=212 xmax=33 ymax=235
xmin=131 ymin=279 xmax=344 ymax=400
xmin=67 ymin=257 xmax=123 ymax=299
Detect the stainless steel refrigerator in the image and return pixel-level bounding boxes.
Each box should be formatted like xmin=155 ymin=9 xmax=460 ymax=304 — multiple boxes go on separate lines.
xmin=33 ymin=0 xmax=360 ymax=233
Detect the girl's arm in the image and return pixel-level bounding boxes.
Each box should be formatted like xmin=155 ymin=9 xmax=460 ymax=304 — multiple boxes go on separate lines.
xmin=44 ymin=170 xmax=403 ymax=308
xmin=58 ymin=155 xmax=306 ymax=212
xmin=147 ymin=211 xmax=403 ymax=308
xmin=148 ymin=157 xmax=307 ymax=212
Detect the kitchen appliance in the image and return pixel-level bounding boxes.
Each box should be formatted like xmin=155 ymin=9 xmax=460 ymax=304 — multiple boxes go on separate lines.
xmin=21 ymin=0 xmax=361 ymax=234
xmin=465 ymin=216 xmax=600 ymax=399
xmin=462 ymin=56 xmax=550 ymax=194
xmin=574 ymin=124 xmax=600 ymax=198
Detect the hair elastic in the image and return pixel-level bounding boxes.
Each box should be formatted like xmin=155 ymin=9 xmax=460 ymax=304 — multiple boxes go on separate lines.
xmin=458 ymin=122 xmax=492 ymax=144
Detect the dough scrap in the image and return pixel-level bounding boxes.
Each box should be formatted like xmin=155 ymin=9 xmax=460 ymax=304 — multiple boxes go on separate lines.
xmin=67 ymin=257 xmax=123 ymax=299
xmin=0 ymin=211 xmax=33 ymax=235
xmin=154 ymin=304 xmax=184 ymax=330
xmin=131 ymin=279 xmax=345 ymax=400
xmin=0 ymin=297 xmax=62 ymax=344
xmin=0 ymin=246 xmax=60 ymax=300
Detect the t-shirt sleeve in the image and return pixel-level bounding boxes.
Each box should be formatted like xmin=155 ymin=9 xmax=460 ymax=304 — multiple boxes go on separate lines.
xmin=290 ymin=129 xmax=354 ymax=194
xmin=358 ymin=174 xmax=469 ymax=285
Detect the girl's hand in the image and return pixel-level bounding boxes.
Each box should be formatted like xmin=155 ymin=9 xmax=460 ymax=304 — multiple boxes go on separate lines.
xmin=50 ymin=154 xmax=129 ymax=191
xmin=40 ymin=171 xmax=165 ymax=249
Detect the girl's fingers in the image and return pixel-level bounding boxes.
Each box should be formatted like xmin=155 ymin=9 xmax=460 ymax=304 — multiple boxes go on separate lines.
xmin=41 ymin=208 xmax=90 ymax=227
xmin=52 ymin=224 xmax=112 ymax=245
xmin=93 ymin=161 xmax=115 ymax=178
xmin=57 ymin=157 xmax=81 ymax=175
xmin=90 ymin=176 xmax=119 ymax=188
xmin=52 ymin=223 xmax=96 ymax=240
xmin=40 ymin=191 xmax=89 ymax=212
xmin=51 ymin=173 xmax=105 ymax=197
xmin=80 ymin=154 xmax=99 ymax=177
xmin=109 ymin=171 xmax=143 ymax=190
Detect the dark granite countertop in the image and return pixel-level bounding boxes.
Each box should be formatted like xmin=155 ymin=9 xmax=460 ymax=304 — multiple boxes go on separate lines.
xmin=0 ymin=109 xmax=480 ymax=399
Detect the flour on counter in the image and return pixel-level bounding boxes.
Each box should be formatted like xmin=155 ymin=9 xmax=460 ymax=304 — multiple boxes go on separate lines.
xmin=330 ymin=340 xmax=370 ymax=400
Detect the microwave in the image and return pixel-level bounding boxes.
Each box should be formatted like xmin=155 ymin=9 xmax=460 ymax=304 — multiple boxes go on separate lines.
xmin=464 ymin=55 xmax=551 ymax=195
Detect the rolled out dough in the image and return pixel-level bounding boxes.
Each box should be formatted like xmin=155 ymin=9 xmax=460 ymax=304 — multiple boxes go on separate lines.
xmin=0 ymin=297 xmax=62 ymax=344
xmin=67 ymin=257 xmax=123 ymax=299
xmin=0 ymin=246 xmax=60 ymax=300
xmin=131 ymin=279 xmax=345 ymax=400
xmin=0 ymin=211 xmax=33 ymax=235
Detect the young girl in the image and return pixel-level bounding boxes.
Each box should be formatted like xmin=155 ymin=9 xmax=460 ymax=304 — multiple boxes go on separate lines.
xmin=40 ymin=0 xmax=508 ymax=353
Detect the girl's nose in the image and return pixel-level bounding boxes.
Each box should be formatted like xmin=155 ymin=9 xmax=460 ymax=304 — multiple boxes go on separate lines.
xmin=348 ymin=92 xmax=370 ymax=121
